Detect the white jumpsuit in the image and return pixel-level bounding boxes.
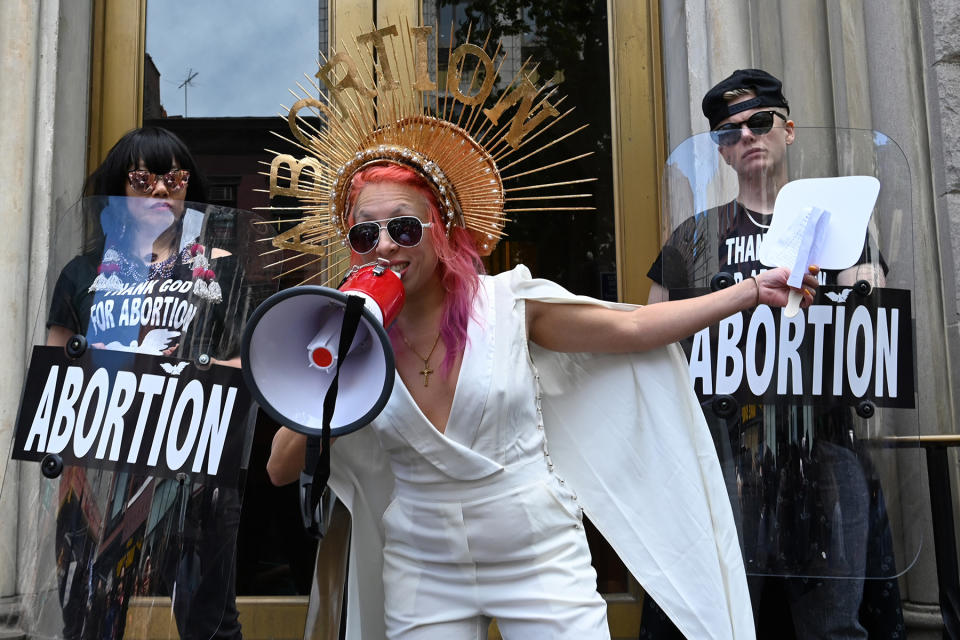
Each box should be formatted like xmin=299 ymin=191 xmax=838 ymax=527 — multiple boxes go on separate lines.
xmin=329 ymin=266 xmax=756 ymax=640
xmin=373 ymin=267 xmax=608 ymax=638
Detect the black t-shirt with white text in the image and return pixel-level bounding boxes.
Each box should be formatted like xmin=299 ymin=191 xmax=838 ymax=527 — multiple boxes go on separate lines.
xmin=47 ymin=251 xmax=244 ymax=361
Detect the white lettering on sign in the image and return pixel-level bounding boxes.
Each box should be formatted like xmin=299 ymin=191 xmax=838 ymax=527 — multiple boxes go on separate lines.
xmin=687 ymin=303 xmax=900 ymax=400
xmin=23 ymin=366 xmax=239 ymax=475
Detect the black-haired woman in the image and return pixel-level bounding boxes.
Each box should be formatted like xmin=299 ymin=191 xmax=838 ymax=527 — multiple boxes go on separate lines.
xmin=46 ymin=126 xmax=244 ymax=640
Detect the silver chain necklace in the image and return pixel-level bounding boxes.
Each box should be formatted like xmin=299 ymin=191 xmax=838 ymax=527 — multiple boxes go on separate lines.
xmin=743 ymin=207 xmax=771 ymax=230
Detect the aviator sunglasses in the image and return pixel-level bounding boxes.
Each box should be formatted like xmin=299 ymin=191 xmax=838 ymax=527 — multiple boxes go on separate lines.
xmin=710 ymin=110 xmax=788 ymax=147
xmin=127 ymin=169 xmax=191 ymax=195
xmin=347 ymin=216 xmax=433 ymax=254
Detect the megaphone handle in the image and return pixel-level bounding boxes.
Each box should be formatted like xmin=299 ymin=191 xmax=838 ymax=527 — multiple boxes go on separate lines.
xmin=302 ymin=295 xmax=367 ymax=536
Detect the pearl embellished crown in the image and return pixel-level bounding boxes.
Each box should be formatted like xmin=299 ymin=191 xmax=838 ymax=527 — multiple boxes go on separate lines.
xmin=263 ymin=20 xmax=593 ymax=285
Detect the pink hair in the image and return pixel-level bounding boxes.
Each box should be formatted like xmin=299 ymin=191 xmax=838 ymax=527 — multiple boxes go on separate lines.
xmin=347 ymin=163 xmax=484 ymax=374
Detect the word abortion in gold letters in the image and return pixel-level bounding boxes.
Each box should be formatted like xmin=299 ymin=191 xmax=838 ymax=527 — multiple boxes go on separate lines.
xmin=264 ymin=22 xmax=593 ymax=286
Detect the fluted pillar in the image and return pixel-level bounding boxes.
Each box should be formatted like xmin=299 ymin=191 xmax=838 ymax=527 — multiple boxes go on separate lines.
xmin=0 ymin=0 xmax=91 ymax=613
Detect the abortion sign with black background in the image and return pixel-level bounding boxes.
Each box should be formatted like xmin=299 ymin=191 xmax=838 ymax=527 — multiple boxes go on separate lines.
xmin=13 ymin=346 xmax=252 ymax=487
xmin=673 ymin=286 xmax=914 ymax=409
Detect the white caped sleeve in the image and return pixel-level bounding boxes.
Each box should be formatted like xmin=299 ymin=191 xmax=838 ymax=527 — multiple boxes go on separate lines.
xmin=504 ymin=264 xmax=755 ymax=640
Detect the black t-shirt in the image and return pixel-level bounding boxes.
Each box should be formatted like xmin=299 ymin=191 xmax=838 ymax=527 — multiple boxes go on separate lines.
xmin=647 ymin=200 xmax=886 ymax=289
xmin=47 ymin=249 xmax=246 ymax=361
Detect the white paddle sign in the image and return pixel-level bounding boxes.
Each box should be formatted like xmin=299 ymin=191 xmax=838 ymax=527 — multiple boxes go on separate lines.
xmin=759 ymin=176 xmax=880 ymax=316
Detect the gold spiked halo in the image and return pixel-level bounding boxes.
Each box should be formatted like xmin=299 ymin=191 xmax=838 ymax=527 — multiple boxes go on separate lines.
xmin=264 ymin=21 xmax=594 ymax=285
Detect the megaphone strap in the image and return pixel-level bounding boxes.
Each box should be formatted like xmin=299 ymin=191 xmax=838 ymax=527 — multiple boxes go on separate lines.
xmin=301 ymin=294 xmax=367 ymax=536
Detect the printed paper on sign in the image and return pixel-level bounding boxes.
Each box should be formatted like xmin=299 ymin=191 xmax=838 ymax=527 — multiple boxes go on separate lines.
xmin=759 ymin=176 xmax=880 ymax=315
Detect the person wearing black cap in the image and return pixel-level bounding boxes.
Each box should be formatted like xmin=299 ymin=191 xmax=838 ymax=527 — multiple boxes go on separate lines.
xmin=699 ymin=68 xmax=794 ymax=225
xmin=701 ymin=67 xmax=791 ymax=129
xmin=641 ymin=70 xmax=903 ymax=639
xmin=649 ymin=68 xmax=806 ymax=300
xmin=650 ymin=68 xmax=882 ymax=298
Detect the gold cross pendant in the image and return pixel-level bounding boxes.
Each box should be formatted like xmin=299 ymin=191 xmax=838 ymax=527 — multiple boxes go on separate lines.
xmin=420 ymin=365 xmax=434 ymax=387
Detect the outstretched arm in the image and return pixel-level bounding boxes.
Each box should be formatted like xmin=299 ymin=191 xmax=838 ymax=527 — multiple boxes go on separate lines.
xmin=528 ymin=265 xmax=819 ymax=354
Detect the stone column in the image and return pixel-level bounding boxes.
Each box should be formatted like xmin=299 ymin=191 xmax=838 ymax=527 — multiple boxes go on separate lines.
xmin=861 ymin=5 xmax=949 ymax=634
xmin=923 ymin=3 xmax=960 ymax=418
xmin=914 ymin=0 xmax=960 ymax=631
xmin=0 ymin=0 xmax=91 ymax=623
xmin=0 ymin=0 xmax=42 ymax=603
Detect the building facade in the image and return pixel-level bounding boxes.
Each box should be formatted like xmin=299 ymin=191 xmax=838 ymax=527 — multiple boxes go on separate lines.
xmin=0 ymin=0 xmax=957 ymax=637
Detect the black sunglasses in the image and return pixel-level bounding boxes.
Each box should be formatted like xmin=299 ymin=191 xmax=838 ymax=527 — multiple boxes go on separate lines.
xmin=347 ymin=216 xmax=433 ymax=254
xmin=127 ymin=169 xmax=190 ymax=194
xmin=710 ymin=111 xmax=788 ymax=147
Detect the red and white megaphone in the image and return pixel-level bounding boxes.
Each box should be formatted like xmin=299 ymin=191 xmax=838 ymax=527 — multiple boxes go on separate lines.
xmin=241 ymin=260 xmax=404 ymax=436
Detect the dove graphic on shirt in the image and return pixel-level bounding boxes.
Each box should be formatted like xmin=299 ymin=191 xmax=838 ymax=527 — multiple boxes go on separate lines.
xmin=104 ymin=329 xmax=181 ymax=355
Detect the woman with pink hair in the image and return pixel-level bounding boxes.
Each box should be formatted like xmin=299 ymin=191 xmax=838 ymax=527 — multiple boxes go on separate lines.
xmin=267 ymin=162 xmax=818 ymax=640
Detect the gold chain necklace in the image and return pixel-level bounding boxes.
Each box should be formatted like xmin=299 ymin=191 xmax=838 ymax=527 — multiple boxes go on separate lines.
xmin=400 ymin=331 xmax=442 ymax=387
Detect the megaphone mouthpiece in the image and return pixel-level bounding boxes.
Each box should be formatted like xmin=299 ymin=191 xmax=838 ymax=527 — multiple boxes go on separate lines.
xmin=305 ymin=309 xmax=372 ymax=372
xmin=311 ymin=347 xmax=333 ymax=369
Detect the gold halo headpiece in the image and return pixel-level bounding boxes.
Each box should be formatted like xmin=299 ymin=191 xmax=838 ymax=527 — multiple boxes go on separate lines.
xmin=264 ymin=21 xmax=594 ymax=286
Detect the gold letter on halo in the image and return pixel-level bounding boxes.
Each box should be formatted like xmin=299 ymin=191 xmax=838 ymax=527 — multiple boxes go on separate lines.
xmin=483 ymin=76 xmax=560 ymax=148
xmin=447 ymin=44 xmax=496 ymax=106
xmin=269 ymin=154 xmax=323 ymax=198
xmin=287 ymin=97 xmax=325 ymax=146
xmin=316 ymin=52 xmax=376 ymax=115
xmin=271 ymin=220 xmax=328 ymax=256
xmin=357 ymin=26 xmax=401 ymax=90
xmin=411 ymin=26 xmax=437 ymax=92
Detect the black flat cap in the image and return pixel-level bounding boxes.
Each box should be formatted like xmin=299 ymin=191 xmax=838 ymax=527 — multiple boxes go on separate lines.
xmin=702 ymin=68 xmax=789 ymax=129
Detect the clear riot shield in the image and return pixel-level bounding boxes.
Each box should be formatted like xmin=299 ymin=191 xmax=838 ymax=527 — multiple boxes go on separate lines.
xmin=656 ymin=128 xmax=920 ymax=585
xmin=3 ymin=196 xmax=278 ymax=639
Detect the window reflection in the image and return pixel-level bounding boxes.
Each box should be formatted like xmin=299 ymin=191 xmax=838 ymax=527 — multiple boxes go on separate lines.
xmin=424 ymin=0 xmax=616 ymax=300
xmin=142 ymin=0 xmax=328 ymax=599
xmin=144 ymin=0 xmax=323 ymax=117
